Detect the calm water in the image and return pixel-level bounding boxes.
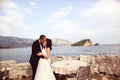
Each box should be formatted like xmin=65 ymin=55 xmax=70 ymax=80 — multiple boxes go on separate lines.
xmin=0 ymin=44 xmax=120 ymax=63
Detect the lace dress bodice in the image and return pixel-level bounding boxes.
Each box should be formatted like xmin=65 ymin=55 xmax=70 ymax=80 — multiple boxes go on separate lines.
xmin=42 ymin=48 xmax=47 ymax=56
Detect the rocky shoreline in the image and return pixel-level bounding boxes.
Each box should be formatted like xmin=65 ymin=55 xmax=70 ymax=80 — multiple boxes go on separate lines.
xmin=0 ymin=54 xmax=120 ymax=80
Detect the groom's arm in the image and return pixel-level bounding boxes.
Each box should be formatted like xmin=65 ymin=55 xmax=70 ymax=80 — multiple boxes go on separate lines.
xmin=36 ymin=52 xmax=43 ymax=56
xmin=32 ymin=41 xmax=43 ymax=57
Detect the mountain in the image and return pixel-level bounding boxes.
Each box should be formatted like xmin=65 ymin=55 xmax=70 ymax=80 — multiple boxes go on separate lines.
xmin=0 ymin=36 xmax=34 ymax=48
xmin=52 ymin=38 xmax=71 ymax=46
xmin=71 ymin=39 xmax=93 ymax=46
xmin=0 ymin=36 xmax=71 ymax=48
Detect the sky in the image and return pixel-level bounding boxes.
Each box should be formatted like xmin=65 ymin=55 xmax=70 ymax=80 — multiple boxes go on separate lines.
xmin=0 ymin=0 xmax=120 ymax=44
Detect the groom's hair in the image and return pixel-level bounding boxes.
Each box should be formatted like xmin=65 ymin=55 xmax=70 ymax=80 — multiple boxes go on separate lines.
xmin=39 ymin=34 xmax=46 ymax=40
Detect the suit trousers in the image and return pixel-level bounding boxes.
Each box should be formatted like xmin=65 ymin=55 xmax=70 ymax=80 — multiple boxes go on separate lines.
xmin=30 ymin=63 xmax=38 ymax=80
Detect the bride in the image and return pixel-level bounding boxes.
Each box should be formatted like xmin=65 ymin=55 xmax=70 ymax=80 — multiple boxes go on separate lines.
xmin=34 ymin=39 xmax=56 ymax=80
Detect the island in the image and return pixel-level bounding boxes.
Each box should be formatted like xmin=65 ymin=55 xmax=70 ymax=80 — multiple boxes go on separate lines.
xmin=71 ymin=39 xmax=93 ymax=46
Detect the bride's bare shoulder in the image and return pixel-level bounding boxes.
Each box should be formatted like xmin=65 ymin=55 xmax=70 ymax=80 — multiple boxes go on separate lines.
xmin=46 ymin=47 xmax=50 ymax=51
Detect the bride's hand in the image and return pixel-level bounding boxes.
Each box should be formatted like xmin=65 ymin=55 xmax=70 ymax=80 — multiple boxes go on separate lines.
xmin=45 ymin=56 xmax=49 ymax=59
xmin=42 ymin=54 xmax=48 ymax=59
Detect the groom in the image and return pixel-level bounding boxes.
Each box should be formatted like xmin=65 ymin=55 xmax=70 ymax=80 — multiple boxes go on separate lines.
xmin=29 ymin=35 xmax=46 ymax=80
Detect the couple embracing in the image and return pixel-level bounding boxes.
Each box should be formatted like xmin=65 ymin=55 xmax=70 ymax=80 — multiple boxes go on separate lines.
xmin=29 ymin=35 xmax=56 ymax=80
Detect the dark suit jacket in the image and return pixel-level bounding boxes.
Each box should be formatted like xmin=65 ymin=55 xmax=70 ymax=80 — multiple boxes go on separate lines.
xmin=29 ymin=40 xmax=44 ymax=65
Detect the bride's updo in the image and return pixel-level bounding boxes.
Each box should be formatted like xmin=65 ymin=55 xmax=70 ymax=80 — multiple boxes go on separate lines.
xmin=46 ymin=38 xmax=52 ymax=50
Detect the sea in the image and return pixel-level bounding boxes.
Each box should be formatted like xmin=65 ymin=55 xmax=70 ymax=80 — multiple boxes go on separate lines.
xmin=0 ymin=44 xmax=120 ymax=63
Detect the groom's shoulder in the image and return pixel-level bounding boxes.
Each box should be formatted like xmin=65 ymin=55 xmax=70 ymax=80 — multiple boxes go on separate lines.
xmin=33 ymin=39 xmax=39 ymax=44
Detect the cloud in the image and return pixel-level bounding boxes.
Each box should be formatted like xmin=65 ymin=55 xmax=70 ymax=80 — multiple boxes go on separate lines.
xmin=0 ymin=0 xmax=28 ymax=36
xmin=0 ymin=0 xmax=20 ymax=10
xmin=30 ymin=1 xmax=37 ymax=8
xmin=22 ymin=1 xmax=37 ymax=14
xmin=44 ymin=0 xmax=120 ymax=44
xmin=83 ymin=0 xmax=120 ymax=17
xmin=23 ymin=8 xmax=33 ymax=14
xmin=1 ymin=9 xmax=23 ymax=23
xmin=78 ymin=0 xmax=120 ymax=43
xmin=46 ymin=7 xmax=73 ymax=23
xmin=45 ymin=6 xmax=99 ymax=35
xmin=79 ymin=0 xmax=120 ymax=33
xmin=45 ymin=6 xmax=97 ymax=40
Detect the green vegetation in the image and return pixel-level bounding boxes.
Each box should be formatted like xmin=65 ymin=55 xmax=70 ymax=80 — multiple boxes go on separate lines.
xmin=94 ymin=43 xmax=100 ymax=46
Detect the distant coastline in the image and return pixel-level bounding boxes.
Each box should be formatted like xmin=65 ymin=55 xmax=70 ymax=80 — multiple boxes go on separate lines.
xmin=0 ymin=35 xmax=120 ymax=49
xmin=0 ymin=46 xmax=10 ymax=49
xmin=0 ymin=44 xmax=120 ymax=49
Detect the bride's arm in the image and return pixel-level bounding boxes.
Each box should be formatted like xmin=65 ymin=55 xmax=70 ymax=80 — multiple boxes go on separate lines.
xmin=45 ymin=48 xmax=50 ymax=59
xmin=40 ymin=48 xmax=50 ymax=59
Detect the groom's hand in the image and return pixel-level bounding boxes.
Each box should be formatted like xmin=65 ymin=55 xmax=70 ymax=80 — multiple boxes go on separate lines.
xmin=36 ymin=52 xmax=43 ymax=56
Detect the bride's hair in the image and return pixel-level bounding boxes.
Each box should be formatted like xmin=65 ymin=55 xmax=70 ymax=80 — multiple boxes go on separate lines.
xmin=46 ymin=38 xmax=52 ymax=50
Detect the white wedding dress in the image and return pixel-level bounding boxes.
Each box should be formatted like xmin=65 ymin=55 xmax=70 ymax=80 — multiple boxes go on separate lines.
xmin=34 ymin=48 xmax=56 ymax=80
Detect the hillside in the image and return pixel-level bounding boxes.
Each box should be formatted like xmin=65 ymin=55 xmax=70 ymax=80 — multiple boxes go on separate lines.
xmin=0 ymin=36 xmax=71 ymax=48
xmin=0 ymin=36 xmax=34 ymax=48
xmin=52 ymin=38 xmax=71 ymax=46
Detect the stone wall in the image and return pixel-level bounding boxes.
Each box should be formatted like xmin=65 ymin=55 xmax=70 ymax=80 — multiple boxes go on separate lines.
xmin=90 ymin=54 xmax=120 ymax=79
xmin=0 ymin=55 xmax=120 ymax=80
xmin=0 ymin=60 xmax=32 ymax=80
